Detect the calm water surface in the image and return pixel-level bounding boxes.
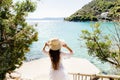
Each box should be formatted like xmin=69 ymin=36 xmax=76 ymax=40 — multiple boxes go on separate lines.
xmin=26 ymin=19 xmax=117 ymax=74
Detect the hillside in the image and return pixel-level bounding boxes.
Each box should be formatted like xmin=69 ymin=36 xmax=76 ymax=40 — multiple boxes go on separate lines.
xmin=64 ymin=0 xmax=120 ymax=21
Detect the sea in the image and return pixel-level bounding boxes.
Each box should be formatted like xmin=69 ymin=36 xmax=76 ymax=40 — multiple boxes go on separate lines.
xmin=25 ymin=18 xmax=119 ymax=74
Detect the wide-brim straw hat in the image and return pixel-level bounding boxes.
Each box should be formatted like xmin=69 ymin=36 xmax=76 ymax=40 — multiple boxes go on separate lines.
xmin=48 ymin=38 xmax=64 ymax=50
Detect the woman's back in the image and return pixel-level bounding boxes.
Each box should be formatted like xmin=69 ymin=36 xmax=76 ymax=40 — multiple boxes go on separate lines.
xmin=49 ymin=52 xmax=69 ymax=80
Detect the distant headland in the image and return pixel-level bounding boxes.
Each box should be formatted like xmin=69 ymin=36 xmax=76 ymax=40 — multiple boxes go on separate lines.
xmin=64 ymin=0 xmax=120 ymax=22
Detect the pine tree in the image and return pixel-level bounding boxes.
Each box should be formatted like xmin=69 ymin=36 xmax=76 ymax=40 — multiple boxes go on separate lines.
xmin=0 ymin=0 xmax=38 ymax=79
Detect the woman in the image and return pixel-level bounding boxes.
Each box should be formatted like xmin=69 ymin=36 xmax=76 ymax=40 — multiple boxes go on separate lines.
xmin=42 ymin=38 xmax=73 ymax=80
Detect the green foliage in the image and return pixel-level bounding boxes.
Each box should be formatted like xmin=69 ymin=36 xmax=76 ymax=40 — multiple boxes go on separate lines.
xmin=81 ymin=22 xmax=120 ymax=73
xmin=0 ymin=0 xmax=38 ymax=79
xmin=65 ymin=0 xmax=120 ymax=21
xmin=108 ymin=6 xmax=120 ymax=20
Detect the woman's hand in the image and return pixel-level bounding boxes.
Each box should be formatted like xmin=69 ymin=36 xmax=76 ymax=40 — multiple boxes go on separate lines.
xmin=45 ymin=42 xmax=49 ymax=47
xmin=62 ymin=43 xmax=67 ymax=47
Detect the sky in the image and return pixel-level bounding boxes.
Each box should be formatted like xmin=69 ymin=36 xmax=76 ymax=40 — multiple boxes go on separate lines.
xmin=16 ymin=0 xmax=92 ymax=18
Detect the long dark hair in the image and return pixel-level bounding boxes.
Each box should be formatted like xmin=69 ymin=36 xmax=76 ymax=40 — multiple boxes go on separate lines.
xmin=49 ymin=49 xmax=60 ymax=70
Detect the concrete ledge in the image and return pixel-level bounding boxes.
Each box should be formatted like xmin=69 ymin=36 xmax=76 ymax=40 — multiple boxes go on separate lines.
xmin=16 ymin=57 xmax=100 ymax=80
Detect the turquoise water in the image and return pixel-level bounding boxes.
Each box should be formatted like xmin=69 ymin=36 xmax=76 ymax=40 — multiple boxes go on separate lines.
xmin=26 ymin=19 xmax=116 ymax=74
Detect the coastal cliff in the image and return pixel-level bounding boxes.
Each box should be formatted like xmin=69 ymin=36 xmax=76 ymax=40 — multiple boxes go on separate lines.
xmin=64 ymin=0 xmax=120 ymax=21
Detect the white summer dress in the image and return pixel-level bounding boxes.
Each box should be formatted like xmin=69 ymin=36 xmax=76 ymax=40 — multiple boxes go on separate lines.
xmin=43 ymin=51 xmax=71 ymax=80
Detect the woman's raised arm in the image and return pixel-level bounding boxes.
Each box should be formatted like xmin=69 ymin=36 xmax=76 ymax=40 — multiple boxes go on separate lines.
xmin=63 ymin=43 xmax=73 ymax=54
xmin=42 ymin=42 xmax=49 ymax=55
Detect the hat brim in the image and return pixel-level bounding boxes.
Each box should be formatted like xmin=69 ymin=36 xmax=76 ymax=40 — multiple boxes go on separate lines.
xmin=48 ymin=38 xmax=64 ymax=50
